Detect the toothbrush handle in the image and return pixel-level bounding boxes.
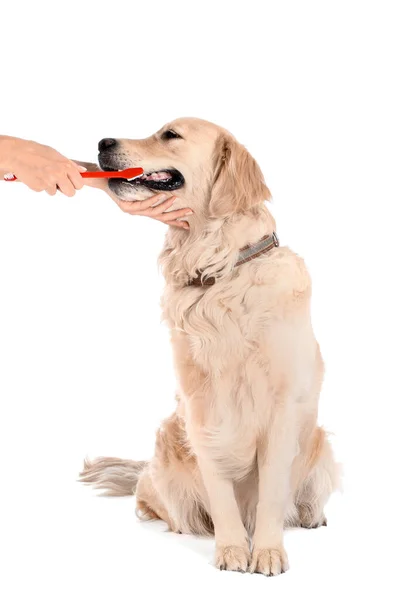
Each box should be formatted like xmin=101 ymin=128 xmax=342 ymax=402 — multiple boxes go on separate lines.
xmin=4 ymin=167 xmax=143 ymax=182
xmin=4 ymin=171 xmax=111 ymax=181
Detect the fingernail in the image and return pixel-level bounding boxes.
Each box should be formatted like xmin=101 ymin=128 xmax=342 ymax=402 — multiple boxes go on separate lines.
xmin=78 ymin=165 xmax=87 ymax=172
xmin=185 ymin=210 xmax=194 ymax=215
xmin=158 ymin=193 xmax=169 ymax=201
xmin=183 ymin=223 xmax=190 ymax=230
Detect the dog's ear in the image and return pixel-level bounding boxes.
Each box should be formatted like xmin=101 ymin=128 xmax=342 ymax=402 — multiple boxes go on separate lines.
xmin=209 ymin=135 xmax=271 ymax=218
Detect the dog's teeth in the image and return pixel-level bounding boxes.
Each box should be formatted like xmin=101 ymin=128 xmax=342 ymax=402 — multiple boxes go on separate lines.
xmin=143 ymin=171 xmax=172 ymax=182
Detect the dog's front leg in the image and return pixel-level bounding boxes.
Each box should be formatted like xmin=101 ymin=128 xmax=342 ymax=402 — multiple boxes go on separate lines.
xmin=249 ymin=407 xmax=297 ymax=576
xmin=197 ymin=456 xmax=250 ymax=572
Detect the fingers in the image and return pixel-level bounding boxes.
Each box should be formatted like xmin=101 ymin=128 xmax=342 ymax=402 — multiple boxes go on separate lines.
xmin=148 ymin=198 xmax=178 ymax=216
xmin=115 ymin=193 xmax=193 ymax=230
xmin=72 ymin=161 xmax=97 ymax=172
xmin=165 ymin=220 xmax=190 ymax=230
xmin=67 ymin=164 xmax=84 ymax=192
xmin=45 ymin=185 xmax=57 ymax=196
xmin=7 ymin=140 xmax=90 ymax=196
xmin=138 ymin=193 xmax=172 ymax=211
xmin=115 ymin=199 xmax=139 ymax=213
xmin=83 ymin=176 xmax=109 ymax=191
xmin=115 ymin=194 xmax=174 ymax=216
xmin=156 ymin=207 xmax=194 ymax=222
xmin=26 ymin=168 xmax=84 ymax=197
xmin=76 ymin=161 xmax=110 ymax=191
xmin=44 ymin=163 xmax=84 ymax=197
xmin=55 ymin=175 xmax=76 ymax=197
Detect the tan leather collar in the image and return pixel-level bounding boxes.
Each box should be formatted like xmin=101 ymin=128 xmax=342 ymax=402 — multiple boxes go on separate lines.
xmin=188 ymin=232 xmax=279 ymax=287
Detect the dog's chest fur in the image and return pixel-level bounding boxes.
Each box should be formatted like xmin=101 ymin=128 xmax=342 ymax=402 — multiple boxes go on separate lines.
xmin=161 ymin=248 xmax=316 ymax=478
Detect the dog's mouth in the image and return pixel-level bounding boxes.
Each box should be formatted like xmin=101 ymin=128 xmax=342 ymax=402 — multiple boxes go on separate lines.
xmin=103 ymin=165 xmax=185 ymax=192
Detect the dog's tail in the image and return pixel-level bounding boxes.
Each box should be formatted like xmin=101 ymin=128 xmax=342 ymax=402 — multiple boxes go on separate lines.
xmin=79 ymin=457 xmax=147 ymax=496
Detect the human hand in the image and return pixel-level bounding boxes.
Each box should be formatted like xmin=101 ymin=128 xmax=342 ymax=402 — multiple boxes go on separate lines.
xmin=0 ymin=137 xmax=86 ymax=196
xmin=116 ymin=193 xmax=192 ymax=229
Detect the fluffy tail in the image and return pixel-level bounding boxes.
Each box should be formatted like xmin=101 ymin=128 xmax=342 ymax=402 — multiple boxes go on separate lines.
xmin=79 ymin=457 xmax=147 ymax=496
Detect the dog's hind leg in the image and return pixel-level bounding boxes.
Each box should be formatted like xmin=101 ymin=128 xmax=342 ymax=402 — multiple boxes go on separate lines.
xmin=137 ymin=411 xmax=214 ymax=536
xmin=79 ymin=412 xmax=213 ymax=536
xmin=135 ymin=466 xmax=179 ymax=531
xmin=294 ymin=427 xmax=340 ymax=529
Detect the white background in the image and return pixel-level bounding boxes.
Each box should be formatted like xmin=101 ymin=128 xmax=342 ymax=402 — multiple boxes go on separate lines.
xmin=1 ymin=1 xmax=399 ymax=598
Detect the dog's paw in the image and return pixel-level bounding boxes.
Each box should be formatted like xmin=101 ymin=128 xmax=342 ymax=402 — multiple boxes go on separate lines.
xmin=215 ymin=544 xmax=250 ymax=572
xmin=300 ymin=517 xmax=327 ymax=529
xmin=298 ymin=506 xmax=327 ymax=529
xmin=249 ymin=546 xmax=289 ymax=576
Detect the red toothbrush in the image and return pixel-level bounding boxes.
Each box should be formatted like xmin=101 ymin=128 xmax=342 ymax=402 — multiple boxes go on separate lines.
xmin=3 ymin=167 xmax=144 ymax=182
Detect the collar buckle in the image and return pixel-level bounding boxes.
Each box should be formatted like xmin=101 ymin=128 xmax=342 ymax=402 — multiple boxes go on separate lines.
xmin=188 ymin=231 xmax=279 ymax=287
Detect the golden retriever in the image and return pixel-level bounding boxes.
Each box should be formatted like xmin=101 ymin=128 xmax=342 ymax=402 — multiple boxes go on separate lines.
xmin=80 ymin=118 xmax=339 ymax=576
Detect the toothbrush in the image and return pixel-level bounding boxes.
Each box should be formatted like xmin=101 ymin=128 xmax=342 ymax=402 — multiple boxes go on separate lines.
xmin=3 ymin=167 xmax=144 ymax=182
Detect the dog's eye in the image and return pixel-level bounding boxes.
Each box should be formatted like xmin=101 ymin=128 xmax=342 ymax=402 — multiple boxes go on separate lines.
xmin=161 ymin=129 xmax=182 ymax=141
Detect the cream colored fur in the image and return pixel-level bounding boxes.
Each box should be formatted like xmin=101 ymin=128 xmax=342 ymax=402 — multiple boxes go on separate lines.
xmin=80 ymin=118 xmax=339 ymax=576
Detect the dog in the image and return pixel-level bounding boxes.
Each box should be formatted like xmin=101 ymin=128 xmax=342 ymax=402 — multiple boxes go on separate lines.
xmin=80 ymin=118 xmax=339 ymax=576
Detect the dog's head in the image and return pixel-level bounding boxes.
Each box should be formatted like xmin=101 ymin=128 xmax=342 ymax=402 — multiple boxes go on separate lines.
xmin=98 ymin=118 xmax=270 ymax=219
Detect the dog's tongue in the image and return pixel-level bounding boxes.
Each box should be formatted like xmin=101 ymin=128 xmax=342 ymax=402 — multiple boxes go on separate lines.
xmin=142 ymin=171 xmax=172 ymax=182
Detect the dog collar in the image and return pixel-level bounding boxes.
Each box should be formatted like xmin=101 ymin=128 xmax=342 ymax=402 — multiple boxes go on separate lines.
xmin=188 ymin=232 xmax=279 ymax=287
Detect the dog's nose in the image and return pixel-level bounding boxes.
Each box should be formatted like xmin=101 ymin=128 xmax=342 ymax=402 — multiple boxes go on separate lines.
xmin=98 ymin=138 xmax=118 ymax=152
